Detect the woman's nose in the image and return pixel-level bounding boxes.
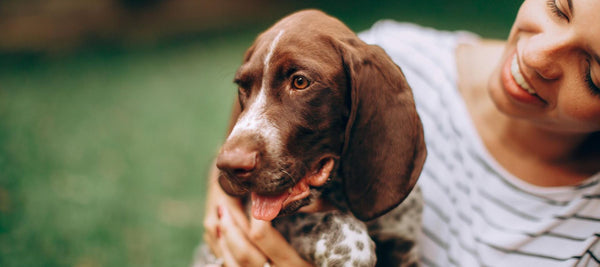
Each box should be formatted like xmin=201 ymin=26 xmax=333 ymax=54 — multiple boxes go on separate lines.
xmin=522 ymin=33 xmax=571 ymax=80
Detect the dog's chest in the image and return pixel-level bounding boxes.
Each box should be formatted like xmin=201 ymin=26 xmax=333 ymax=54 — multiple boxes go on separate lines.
xmin=271 ymin=186 xmax=423 ymax=267
xmin=273 ymin=211 xmax=377 ymax=266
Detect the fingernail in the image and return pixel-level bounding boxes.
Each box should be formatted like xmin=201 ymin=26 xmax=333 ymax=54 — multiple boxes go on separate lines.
xmin=217 ymin=205 xmax=223 ymax=219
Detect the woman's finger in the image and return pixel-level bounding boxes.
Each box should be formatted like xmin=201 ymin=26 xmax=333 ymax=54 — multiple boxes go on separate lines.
xmin=218 ymin=237 xmax=240 ymax=267
xmin=249 ymin=218 xmax=314 ymax=267
xmin=203 ymin=211 xmax=222 ymax=259
xmin=203 ymin=178 xmax=244 ymax=258
xmin=203 ymin=231 xmax=224 ymax=260
xmin=203 ymin=203 xmax=219 ymax=236
xmin=224 ymin=201 xmax=251 ymax=233
xmin=219 ymin=206 xmax=269 ymax=267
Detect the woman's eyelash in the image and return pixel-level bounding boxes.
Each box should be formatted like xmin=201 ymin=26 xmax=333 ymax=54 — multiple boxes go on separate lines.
xmin=547 ymin=0 xmax=569 ymax=21
xmin=584 ymin=60 xmax=600 ymax=97
xmin=545 ymin=1 xmax=600 ymax=98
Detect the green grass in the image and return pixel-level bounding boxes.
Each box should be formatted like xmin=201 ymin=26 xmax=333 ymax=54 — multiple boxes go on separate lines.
xmin=0 ymin=34 xmax=253 ymax=266
xmin=0 ymin=2 xmax=519 ymax=266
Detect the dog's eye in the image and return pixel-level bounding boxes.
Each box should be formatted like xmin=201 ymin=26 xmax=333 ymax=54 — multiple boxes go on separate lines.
xmin=292 ymin=76 xmax=310 ymax=90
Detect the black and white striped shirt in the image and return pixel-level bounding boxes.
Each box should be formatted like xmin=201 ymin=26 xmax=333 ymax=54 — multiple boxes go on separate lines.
xmin=360 ymin=21 xmax=600 ymax=267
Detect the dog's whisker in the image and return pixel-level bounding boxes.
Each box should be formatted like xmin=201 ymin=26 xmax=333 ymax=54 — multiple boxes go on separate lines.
xmin=280 ymin=169 xmax=294 ymax=180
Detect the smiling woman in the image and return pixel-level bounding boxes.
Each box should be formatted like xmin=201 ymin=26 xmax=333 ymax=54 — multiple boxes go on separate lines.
xmin=487 ymin=0 xmax=600 ymax=136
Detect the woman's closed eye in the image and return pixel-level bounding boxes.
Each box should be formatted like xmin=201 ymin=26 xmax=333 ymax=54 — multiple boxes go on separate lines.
xmin=584 ymin=60 xmax=600 ymax=97
xmin=547 ymin=0 xmax=570 ymax=22
xmin=546 ymin=0 xmax=600 ymax=97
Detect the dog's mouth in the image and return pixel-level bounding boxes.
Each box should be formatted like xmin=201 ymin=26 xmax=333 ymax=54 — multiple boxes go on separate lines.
xmin=250 ymin=158 xmax=335 ymax=221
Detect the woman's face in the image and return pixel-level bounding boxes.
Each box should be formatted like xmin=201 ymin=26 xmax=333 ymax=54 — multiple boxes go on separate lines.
xmin=488 ymin=0 xmax=600 ymax=134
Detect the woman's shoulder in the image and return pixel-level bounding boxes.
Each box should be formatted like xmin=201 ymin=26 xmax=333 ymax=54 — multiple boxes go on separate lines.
xmin=358 ymin=21 xmax=478 ymax=68
xmin=359 ymin=20 xmax=472 ymax=43
xmin=358 ymin=21 xmax=478 ymax=96
xmin=359 ymin=22 xmax=474 ymax=121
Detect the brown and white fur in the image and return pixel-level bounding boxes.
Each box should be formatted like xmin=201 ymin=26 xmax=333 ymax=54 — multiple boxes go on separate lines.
xmin=195 ymin=9 xmax=427 ymax=267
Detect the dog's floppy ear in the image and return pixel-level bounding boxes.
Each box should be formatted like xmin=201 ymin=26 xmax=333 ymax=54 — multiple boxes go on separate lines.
xmin=339 ymin=39 xmax=427 ymax=221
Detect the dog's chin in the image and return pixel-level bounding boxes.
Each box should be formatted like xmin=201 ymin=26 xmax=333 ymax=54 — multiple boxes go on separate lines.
xmin=218 ymin=173 xmax=248 ymax=196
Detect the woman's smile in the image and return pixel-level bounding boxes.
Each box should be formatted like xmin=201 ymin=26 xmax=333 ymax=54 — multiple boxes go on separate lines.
xmin=500 ymin=52 xmax=547 ymax=106
xmin=510 ymin=54 xmax=536 ymax=95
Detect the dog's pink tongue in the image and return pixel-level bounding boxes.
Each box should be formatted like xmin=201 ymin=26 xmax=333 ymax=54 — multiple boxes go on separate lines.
xmin=251 ymin=192 xmax=288 ymax=221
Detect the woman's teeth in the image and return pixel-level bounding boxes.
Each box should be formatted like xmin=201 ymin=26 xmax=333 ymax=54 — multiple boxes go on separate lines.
xmin=511 ymin=55 xmax=536 ymax=95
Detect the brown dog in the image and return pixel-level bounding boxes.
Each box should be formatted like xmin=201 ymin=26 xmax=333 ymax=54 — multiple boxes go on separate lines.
xmin=201 ymin=9 xmax=427 ymax=266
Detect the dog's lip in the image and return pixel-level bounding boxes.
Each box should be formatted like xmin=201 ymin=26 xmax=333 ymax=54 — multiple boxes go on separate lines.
xmin=285 ymin=157 xmax=335 ymax=202
xmin=281 ymin=179 xmax=312 ymax=208
xmin=250 ymin=157 xmax=335 ymax=221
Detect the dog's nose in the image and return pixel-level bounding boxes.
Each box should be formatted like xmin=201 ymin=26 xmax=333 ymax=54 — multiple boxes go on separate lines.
xmin=216 ymin=147 xmax=259 ymax=178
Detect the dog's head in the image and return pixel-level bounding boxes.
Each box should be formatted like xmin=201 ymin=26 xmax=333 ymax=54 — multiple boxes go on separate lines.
xmin=216 ymin=10 xmax=426 ymax=221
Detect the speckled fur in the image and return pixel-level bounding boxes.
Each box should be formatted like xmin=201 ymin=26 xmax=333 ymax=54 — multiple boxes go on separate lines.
xmin=273 ymin=211 xmax=376 ymax=266
xmin=367 ymin=187 xmax=423 ymax=266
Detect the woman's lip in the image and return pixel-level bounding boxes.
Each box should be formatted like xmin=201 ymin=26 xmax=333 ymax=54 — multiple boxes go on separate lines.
xmin=501 ymin=52 xmax=547 ymax=106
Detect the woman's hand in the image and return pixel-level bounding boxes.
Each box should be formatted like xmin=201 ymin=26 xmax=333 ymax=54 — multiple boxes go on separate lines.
xmin=203 ymin=166 xmax=313 ymax=267
xmin=207 ymin=205 xmax=313 ymax=267
xmin=206 ymin=204 xmax=268 ymax=267
xmin=246 ymin=217 xmax=314 ymax=267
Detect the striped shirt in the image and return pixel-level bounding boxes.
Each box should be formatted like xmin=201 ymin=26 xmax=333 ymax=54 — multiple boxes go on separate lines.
xmin=359 ymin=21 xmax=600 ymax=267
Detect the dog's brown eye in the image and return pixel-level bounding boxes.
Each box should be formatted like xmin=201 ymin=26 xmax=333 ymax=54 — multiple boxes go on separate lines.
xmin=292 ymin=76 xmax=310 ymax=89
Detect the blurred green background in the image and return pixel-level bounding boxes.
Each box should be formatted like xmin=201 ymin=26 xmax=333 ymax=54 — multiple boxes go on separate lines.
xmin=0 ymin=0 xmax=520 ymax=266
